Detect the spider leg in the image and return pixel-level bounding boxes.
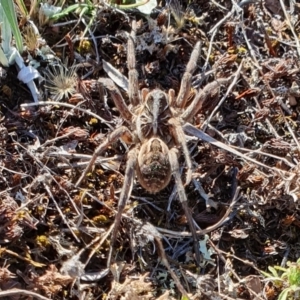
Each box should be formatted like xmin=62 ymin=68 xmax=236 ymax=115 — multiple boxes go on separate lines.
xmin=168 ymin=148 xmax=201 ymax=265
xmin=107 ymin=147 xmax=138 ymax=267
xmin=182 ymin=77 xmax=233 ymax=122
xmin=168 ymin=89 xmax=176 ymax=106
xmin=168 ymin=118 xmax=192 ymax=185
xmin=176 ymin=41 xmax=201 ymax=109
xmin=98 ymin=78 xmax=133 ymax=123
xmin=75 ymin=126 xmax=134 ymax=187
xmin=128 ymin=20 xmax=140 ymax=106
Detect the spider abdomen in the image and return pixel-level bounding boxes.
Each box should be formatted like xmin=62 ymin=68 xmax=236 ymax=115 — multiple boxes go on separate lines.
xmin=137 ymin=137 xmax=172 ymax=194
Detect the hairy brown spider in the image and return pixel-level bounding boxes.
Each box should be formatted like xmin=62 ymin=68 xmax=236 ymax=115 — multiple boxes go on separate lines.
xmin=75 ymin=21 xmax=225 ymax=266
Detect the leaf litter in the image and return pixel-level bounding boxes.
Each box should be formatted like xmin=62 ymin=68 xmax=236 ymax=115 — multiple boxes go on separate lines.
xmin=1 ymin=0 xmax=300 ymax=299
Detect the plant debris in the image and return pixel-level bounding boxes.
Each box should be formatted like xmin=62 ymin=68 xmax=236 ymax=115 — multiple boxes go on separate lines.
xmin=1 ymin=0 xmax=300 ymax=299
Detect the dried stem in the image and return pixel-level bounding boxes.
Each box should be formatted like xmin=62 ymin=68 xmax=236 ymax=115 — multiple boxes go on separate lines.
xmin=0 ymin=289 xmax=51 ymax=300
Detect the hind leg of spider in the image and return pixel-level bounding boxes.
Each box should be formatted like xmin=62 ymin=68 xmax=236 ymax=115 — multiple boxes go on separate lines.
xmin=168 ymin=148 xmax=201 ymax=265
xmin=75 ymin=126 xmax=133 ymax=187
xmin=107 ymin=147 xmax=138 ymax=267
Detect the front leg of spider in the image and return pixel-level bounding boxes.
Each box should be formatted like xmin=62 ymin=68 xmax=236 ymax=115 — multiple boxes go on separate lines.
xmin=75 ymin=126 xmax=133 ymax=187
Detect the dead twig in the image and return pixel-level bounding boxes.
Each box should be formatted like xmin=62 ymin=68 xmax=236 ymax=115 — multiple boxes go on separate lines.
xmin=157 ymin=186 xmax=240 ymax=237
xmin=21 ymin=101 xmax=114 ymax=129
xmin=279 ymin=0 xmax=300 ymax=58
xmin=202 ymin=60 xmax=243 ymax=130
xmin=0 ymin=289 xmax=51 ymax=300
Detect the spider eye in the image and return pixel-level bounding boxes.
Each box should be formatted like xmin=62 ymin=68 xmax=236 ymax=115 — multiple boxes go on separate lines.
xmin=145 ymin=90 xmax=169 ymax=115
xmin=137 ymin=138 xmax=172 ymax=194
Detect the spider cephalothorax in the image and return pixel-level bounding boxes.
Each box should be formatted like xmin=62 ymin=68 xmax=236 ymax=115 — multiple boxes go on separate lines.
xmin=135 ymin=89 xmax=173 ymax=140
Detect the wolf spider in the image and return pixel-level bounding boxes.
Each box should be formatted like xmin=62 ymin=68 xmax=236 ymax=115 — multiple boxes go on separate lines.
xmin=75 ymin=21 xmax=217 ymax=266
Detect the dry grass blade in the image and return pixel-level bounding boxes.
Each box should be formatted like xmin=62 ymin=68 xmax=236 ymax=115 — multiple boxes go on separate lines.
xmin=0 ymin=289 xmax=51 ymax=300
xmin=183 ymin=123 xmax=280 ymax=172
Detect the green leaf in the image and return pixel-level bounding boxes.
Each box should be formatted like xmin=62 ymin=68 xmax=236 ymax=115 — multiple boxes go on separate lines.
xmin=288 ymin=268 xmax=300 ymax=286
xmin=260 ymin=270 xmax=273 ymax=278
xmin=275 ymin=266 xmax=289 ymax=273
xmin=0 ymin=0 xmax=23 ymax=52
xmin=50 ymin=3 xmax=89 ymax=20
xmin=109 ymin=0 xmax=156 ymax=11
xmin=0 ymin=47 xmax=9 ymax=67
xmin=268 ymin=266 xmax=280 ymax=278
xmin=278 ymin=288 xmax=292 ymax=300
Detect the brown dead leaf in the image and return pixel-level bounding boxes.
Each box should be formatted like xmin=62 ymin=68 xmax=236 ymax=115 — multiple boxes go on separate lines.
xmin=30 ymin=265 xmax=73 ymax=297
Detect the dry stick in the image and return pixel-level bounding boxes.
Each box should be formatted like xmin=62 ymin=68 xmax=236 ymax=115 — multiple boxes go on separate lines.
xmin=0 ymin=165 xmax=31 ymax=179
xmin=10 ymin=138 xmax=82 ymax=223
xmin=217 ymin=294 xmax=244 ymax=300
xmin=184 ymin=123 xmax=281 ymax=172
xmin=203 ymin=25 xmax=219 ymax=73
xmin=0 ymin=289 xmax=51 ymax=300
xmin=285 ymin=118 xmax=300 ymax=151
xmin=213 ymin=247 xmax=266 ymax=300
xmin=41 ymin=128 xmax=82 ymax=147
xmin=205 ymin=0 xmax=255 ymax=72
xmin=237 ymin=12 xmax=279 ymax=138
xmin=204 ymin=5 xmax=235 ymax=72
xmin=61 ymin=225 xmax=112 ymax=276
xmin=210 ymin=0 xmax=227 ymax=10
xmin=204 ymin=1 xmax=276 ymax=147
xmin=84 ymin=224 xmax=113 ymax=267
xmin=1 ymin=248 xmax=45 ymax=267
xmin=21 ymin=101 xmax=114 ymax=130
xmin=157 ymin=186 xmax=240 ymax=237
xmin=209 ymin=126 xmax=297 ymax=168
xmin=43 ymin=183 xmax=80 ymax=242
xmin=44 ymin=149 xmax=122 ymax=171
xmin=279 ymin=0 xmax=300 ymax=58
xmin=238 ymin=4 xmax=300 ymax=149
xmin=209 ymin=242 xmax=265 ymax=300
xmin=45 ymin=151 xmax=118 ymax=162
xmin=230 ymin=144 xmax=296 ymax=169
xmin=202 ymin=61 xmax=243 ymax=131
xmin=140 ymin=223 xmax=189 ymax=297
xmin=81 ymin=18 xmax=99 ymax=63
xmin=154 ymin=234 xmax=188 ymax=297
xmin=217 ymin=247 xmax=262 ymax=273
